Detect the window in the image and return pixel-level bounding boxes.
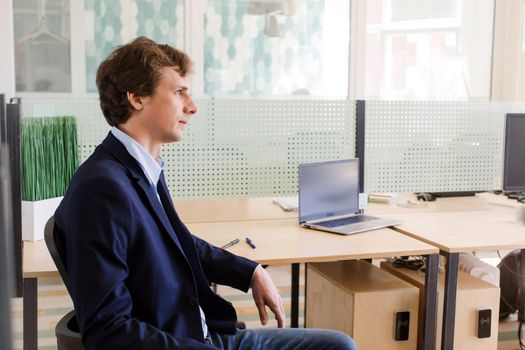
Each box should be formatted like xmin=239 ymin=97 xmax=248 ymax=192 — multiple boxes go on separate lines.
xmin=356 ymin=0 xmax=494 ymax=100
xmin=14 ymin=0 xmax=71 ymax=92
xmin=203 ymin=0 xmax=350 ymax=97
xmin=19 ymin=0 xmax=496 ymax=100
xmin=84 ymin=0 xmax=184 ymax=92
xmin=14 ymin=0 xmax=350 ymax=97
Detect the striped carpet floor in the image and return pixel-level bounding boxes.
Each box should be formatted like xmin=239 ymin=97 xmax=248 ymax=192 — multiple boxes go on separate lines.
xmin=498 ymin=315 xmax=525 ymax=350
xmin=9 ymin=264 xmax=524 ymax=349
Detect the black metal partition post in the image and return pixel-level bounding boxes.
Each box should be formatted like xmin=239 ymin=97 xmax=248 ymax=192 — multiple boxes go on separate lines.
xmin=356 ymin=100 xmax=365 ymax=194
xmin=0 ymin=93 xmax=14 ymax=350
xmin=7 ymin=98 xmax=22 ymax=298
xmin=0 ymin=152 xmax=14 ymax=350
xmin=356 ymin=99 xmax=438 ymax=350
xmin=423 ymin=254 xmax=439 ymax=350
xmin=291 ymin=263 xmax=300 ymax=328
xmin=440 ymin=251 xmax=459 ymax=350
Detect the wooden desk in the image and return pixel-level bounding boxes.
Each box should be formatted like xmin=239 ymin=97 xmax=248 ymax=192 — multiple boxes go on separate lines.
xmin=23 ymin=240 xmax=59 ymax=278
xmin=23 ymin=198 xmax=440 ymax=350
xmin=377 ymin=194 xmax=525 ymax=350
xmin=188 ymin=218 xmax=437 ymax=264
xmin=189 ymin=218 xmax=439 ymax=350
xmin=174 ymin=197 xmax=296 ymax=223
xmin=173 ymin=193 xmax=518 ymax=221
xmin=391 ymin=208 xmax=525 ymax=252
xmin=367 ymin=192 xmax=520 ymax=215
xmin=22 ymin=241 xmax=60 ymax=350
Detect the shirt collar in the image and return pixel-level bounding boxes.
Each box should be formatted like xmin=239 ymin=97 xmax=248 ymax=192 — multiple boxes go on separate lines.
xmin=111 ymin=127 xmax=164 ymax=187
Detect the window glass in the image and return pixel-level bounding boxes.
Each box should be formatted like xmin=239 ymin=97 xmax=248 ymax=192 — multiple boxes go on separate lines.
xmin=362 ymin=0 xmax=494 ymax=100
xmin=14 ymin=0 xmax=71 ymax=92
xmin=203 ymin=0 xmax=350 ymax=97
xmin=84 ymin=0 xmax=184 ymax=92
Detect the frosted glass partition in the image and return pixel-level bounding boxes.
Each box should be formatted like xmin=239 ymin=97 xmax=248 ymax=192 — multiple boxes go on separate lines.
xmin=20 ymin=96 xmax=356 ymax=199
xmin=167 ymin=98 xmax=355 ymax=198
xmin=364 ymin=101 xmax=525 ymax=193
xmin=20 ymin=95 xmax=109 ymax=162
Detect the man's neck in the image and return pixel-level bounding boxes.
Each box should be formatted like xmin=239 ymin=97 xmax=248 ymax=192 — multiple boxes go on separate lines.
xmin=116 ymin=124 xmax=162 ymax=161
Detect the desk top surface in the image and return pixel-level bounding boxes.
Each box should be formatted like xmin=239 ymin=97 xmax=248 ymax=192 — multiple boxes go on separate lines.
xmin=25 ymin=193 xmax=520 ymax=275
xmin=370 ymin=193 xmax=525 ymax=253
xmin=174 ymin=197 xmax=296 ymax=223
xmin=175 ymin=193 xmax=525 ymax=253
xmin=23 ymin=195 xmax=438 ymax=275
xmin=367 ymin=192 xmax=521 ymax=214
xmin=174 ymin=192 xmax=521 ymax=221
xmin=388 ymin=208 xmax=525 ymax=253
xmin=188 ymin=219 xmax=437 ymax=265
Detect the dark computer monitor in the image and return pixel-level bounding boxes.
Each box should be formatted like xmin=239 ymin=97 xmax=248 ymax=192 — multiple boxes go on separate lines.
xmin=503 ymin=114 xmax=525 ymax=193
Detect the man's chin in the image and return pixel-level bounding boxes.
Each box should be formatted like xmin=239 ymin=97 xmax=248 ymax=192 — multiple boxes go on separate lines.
xmin=161 ymin=133 xmax=183 ymax=144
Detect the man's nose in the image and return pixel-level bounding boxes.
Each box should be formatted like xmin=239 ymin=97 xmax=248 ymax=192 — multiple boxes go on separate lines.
xmin=184 ymin=97 xmax=197 ymax=115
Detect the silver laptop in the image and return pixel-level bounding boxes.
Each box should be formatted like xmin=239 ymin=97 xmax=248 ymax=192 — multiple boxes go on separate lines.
xmin=299 ymin=159 xmax=401 ymax=235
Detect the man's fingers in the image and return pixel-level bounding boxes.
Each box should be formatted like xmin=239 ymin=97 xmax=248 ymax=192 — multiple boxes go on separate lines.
xmin=279 ymin=300 xmax=287 ymax=328
xmin=256 ymin=300 xmax=269 ymax=325
xmin=275 ymin=307 xmax=286 ymax=328
xmin=268 ymin=298 xmax=286 ymax=328
xmin=251 ymin=267 xmax=287 ymax=327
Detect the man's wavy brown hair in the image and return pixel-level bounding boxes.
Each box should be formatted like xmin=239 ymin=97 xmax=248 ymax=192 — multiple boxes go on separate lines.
xmin=96 ymin=36 xmax=192 ymax=126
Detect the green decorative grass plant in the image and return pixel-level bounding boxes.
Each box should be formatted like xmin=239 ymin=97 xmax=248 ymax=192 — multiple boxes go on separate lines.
xmin=21 ymin=116 xmax=79 ymax=201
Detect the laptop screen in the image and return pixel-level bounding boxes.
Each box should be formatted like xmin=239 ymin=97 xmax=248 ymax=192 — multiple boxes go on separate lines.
xmin=299 ymin=159 xmax=360 ymax=223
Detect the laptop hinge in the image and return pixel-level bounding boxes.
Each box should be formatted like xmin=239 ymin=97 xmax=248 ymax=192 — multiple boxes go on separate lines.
xmin=309 ymin=213 xmax=358 ymax=224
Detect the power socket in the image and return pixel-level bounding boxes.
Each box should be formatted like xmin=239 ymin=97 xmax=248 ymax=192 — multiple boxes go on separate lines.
xmin=394 ymin=311 xmax=410 ymax=341
xmin=477 ymin=309 xmax=491 ymax=338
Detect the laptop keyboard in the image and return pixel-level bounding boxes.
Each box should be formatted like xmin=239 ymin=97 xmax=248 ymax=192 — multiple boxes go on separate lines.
xmin=316 ymin=215 xmax=375 ymax=228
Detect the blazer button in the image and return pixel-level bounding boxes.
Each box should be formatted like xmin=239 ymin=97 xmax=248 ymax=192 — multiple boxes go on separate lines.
xmin=188 ymin=297 xmax=199 ymax=307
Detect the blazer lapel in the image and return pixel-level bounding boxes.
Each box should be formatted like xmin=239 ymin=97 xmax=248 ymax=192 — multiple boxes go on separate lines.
xmin=157 ymin=172 xmax=211 ymax=289
xmin=134 ymin=177 xmax=186 ymax=255
xmin=157 ymin=172 xmax=202 ymax=266
xmin=100 ymin=133 xmax=186 ymax=256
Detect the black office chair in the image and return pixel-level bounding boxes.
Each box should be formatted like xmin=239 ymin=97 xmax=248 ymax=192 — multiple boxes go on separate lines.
xmin=44 ymin=217 xmax=84 ymax=350
xmin=44 ymin=216 xmax=246 ymax=342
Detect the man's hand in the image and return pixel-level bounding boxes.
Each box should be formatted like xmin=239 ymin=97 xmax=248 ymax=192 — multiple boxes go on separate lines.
xmin=251 ymin=266 xmax=286 ymax=328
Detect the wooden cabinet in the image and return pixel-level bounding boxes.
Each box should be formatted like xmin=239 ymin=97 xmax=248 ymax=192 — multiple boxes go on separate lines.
xmin=306 ymin=260 xmax=419 ymax=350
xmin=381 ymin=261 xmax=500 ymax=350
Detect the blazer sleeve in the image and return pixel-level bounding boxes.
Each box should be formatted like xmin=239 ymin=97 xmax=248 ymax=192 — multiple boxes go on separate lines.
xmin=191 ymin=233 xmax=259 ymax=292
xmin=62 ymin=176 xmax=215 ymax=350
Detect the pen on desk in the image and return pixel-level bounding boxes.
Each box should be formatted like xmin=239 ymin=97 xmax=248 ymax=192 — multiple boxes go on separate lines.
xmin=245 ymin=237 xmax=256 ymax=249
xmin=488 ymin=202 xmax=516 ymax=209
xmin=221 ymin=238 xmax=239 ymax=249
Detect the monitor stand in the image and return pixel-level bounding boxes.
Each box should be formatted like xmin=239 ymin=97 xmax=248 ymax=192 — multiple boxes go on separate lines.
xmin=505 ymin=192 xmax=525 ymax=200
xmin=427 ymin=191 xmax=479 ymax=198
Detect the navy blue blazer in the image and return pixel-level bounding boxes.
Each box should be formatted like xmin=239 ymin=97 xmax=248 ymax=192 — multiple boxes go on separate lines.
xmin=54 ymin=133 xmax=258 ymax=349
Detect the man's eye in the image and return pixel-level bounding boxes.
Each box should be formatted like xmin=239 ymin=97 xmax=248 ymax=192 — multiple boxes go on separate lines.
xmin=175 ymin=90 xmax=183 ymax=95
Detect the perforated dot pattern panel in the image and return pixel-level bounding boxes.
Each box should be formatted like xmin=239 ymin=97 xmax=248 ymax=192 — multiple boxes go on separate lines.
xmin=364 ymin=101 xmax=525 ymax=193
xmin=174 ymin=98 xmax=356 ymax=198
xmin=20 ymin=96 xmax=356 ymax=199
xmin=20 ymin=95 xmax=110 ymax=163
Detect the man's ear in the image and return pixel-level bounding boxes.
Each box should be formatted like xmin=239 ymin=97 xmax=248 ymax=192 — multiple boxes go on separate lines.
xmin=127 ymin=92 xmax=143 ymax=111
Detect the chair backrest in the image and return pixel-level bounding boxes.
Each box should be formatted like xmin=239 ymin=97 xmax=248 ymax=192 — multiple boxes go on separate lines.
xmin=56 ymin=310 xmax=84 ymax=350
xmin=44 ymin=217 xmax=85 ymax=350
xmin=44 ymin=217 xmax=74 ymax=296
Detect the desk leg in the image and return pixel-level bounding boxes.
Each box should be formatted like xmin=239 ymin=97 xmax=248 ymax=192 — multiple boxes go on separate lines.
xmin=422 ymin=254 xmax=438 ymax=350
xmin=23 ymin=277 xmax=38 ymax=350
xmin=303 ymin=263 xmax=307 ymax=328
xmin=291 ymin=263 xmax=300 ymax=328
xmin=441 ymin=251 xmax=459 ymax=350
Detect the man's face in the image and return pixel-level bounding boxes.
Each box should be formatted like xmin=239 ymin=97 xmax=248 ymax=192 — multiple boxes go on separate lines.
xmin=138 ymin=67 xmax=197 ymax=143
